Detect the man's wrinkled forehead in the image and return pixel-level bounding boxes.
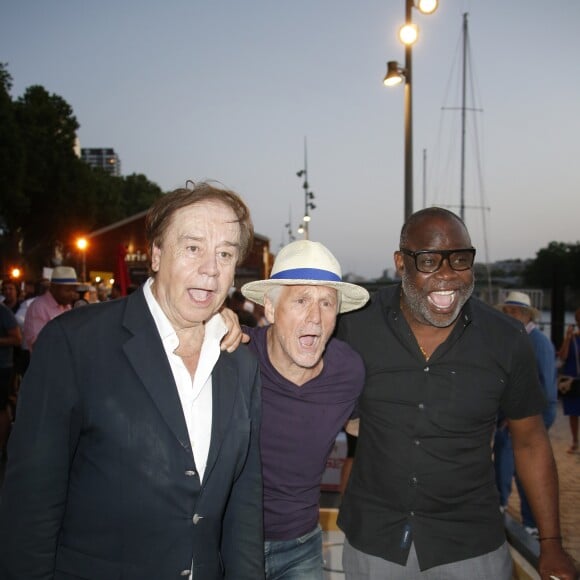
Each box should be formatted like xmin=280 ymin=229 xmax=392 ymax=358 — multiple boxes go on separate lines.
xmin=280 ymin=284 xmax=338 ymax=300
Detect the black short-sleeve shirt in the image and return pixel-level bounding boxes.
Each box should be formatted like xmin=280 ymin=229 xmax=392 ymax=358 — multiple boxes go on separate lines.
xmin=336 ymin=284 xmax=546 ymax=571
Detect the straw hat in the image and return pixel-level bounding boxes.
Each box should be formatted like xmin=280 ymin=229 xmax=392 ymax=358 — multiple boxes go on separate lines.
xmin=496 ymin=290 xmax=540 ymax=321
xmin=50 ymin=266 xmax=79 ymax=285
xmin=241 ymin=240 xmax=369 ymax=314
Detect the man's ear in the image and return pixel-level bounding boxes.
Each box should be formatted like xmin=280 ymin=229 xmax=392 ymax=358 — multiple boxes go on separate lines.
xmin=264 ymin=296 xmax=276 ymax=325
xmin=151 ymin=243 xmax=161 ymax=273
xmin=394 ymin=250 xmax=405 ymax=278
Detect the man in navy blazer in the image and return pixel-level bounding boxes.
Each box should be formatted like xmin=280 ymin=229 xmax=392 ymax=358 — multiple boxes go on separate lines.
xmin=0 ymin=183 xmax=264 ymax=579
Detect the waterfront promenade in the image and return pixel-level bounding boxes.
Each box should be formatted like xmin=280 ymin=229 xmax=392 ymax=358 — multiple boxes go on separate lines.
xmin=506 ymin=397 xmax=580 ymax=572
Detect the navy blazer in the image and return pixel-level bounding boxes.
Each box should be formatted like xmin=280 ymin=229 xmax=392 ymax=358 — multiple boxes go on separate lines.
xmin=0 ymin=287 xmax=264 ymax=579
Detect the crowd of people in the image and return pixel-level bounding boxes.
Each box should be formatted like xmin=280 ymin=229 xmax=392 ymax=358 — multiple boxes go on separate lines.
xmin=0 ymin=275 xmax=124 ymax=458
xmin=0 ymin=182 xmax=577 ymax=579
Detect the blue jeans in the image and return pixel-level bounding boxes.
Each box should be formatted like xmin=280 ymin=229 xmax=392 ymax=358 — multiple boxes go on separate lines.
xmin=493 ymin=403 xmax=557 ymax=527
xmin=264 ymin=524 xmax=323 ymax=580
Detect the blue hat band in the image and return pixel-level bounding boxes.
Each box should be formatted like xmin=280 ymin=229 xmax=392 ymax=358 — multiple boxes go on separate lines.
xmin=53 ymin=277 xmax=78 ymax=283
xmin=505 ymin=300 xmax=530 ymax=308
xmin=271 ymin=267 xmax=342 ymax=283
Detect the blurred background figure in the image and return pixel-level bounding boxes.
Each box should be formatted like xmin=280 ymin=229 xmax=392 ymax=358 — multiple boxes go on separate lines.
xmin=228 ymin=288 xmax=258 ymax=327
xmin=23 ymin=266 xmax=80 ymax=351
xmin=14 ymin=278 xmax=49 ymax=380
xmin=96 ymin=282 xmax=110 ymax=302
xmin=85 ymin=285 xmax=99 ymax=304
xmin=0 ymin=301 xmax=22 ymax=461
xmin=494 ymin=291 xmax=558 ymax=538
xmin=1 ymin=280 xmax=26 ymax=405
xmin=557 ymin=307 xmax=580 ymax=454
xmin=1 ymin=280 xmax=22 ymax=314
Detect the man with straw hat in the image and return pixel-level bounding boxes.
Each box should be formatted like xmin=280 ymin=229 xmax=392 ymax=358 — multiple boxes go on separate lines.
xmin=494 ymin=290 xmax=558 ymax=538
xmin=241 ymin=239 xmax=369 ymax=580
xmin=23 ymin=266 xmax=82 ymax=351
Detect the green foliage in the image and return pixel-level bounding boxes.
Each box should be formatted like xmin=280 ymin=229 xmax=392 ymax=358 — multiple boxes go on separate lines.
xmin=0 ymin=64 xmax=163 ymax=278
xmin=120 ymin=173 xmax=163 ymax=216
xmin=523 ymin=241 xmax=580 ymax=290
xmin=0 ymin=63 xmax=12 ymax=93
xmin=0 ymin=64 xmax=26 ymax=269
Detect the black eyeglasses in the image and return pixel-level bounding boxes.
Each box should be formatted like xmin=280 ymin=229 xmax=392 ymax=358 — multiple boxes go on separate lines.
xmin=399 ymin=248 xmax=476 ymax=273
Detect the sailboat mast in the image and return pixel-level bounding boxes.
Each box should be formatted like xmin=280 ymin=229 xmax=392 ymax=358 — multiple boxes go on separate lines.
xmin=460 ymin=13 xmax=468 ymax=221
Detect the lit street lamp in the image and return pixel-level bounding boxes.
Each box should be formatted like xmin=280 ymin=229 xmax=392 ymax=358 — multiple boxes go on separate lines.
xmin=383 ymin=0 xmax=439 ymax=220
xmin=76 ymin=237 xmax=88 ymax=282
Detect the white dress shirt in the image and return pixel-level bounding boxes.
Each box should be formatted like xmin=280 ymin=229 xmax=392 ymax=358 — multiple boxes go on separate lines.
xmin=143 ymin=278 xmax=227 ymax=482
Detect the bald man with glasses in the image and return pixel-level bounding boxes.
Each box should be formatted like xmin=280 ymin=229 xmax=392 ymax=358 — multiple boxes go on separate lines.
xmin=336 ymin=207 xmax=577 ymax=579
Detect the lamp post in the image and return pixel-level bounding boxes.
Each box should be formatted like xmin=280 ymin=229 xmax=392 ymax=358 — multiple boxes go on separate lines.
xmin=383 ymin=0 xmax=439 ymax=220
xmin=296 ymin=138 xmax=316 ymax=240
xmin=284 ymin=207 xmax=296 ymax=245
xmin=76 ymin=237 xmax=88 ymax=282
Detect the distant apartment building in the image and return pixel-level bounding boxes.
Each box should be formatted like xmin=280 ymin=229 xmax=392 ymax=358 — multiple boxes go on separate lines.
xmin=81 ymin=148 xmax=121 ymax=176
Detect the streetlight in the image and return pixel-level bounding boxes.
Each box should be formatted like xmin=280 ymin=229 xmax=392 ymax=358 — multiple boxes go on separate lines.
xmin=383 ymin=0 xmax=439 ymax=220
xmin=76 ymin=237 xmax=88 ymax=282
xmin=296 ymin=138 xmax=316 ymax=240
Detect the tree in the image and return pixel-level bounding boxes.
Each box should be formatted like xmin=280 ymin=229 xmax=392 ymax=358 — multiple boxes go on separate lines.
xmin=120 ymin=173 xmax=163 ymax=217
xmin=0 ymin=64 xmax=26 ymax=267
xmin=10 ymin=85 xmax=85 ymax=271
xmin=0 ymin=65 xmax=164 ymax=278
xmin=523 ymin=242 xmax=580 ymax=290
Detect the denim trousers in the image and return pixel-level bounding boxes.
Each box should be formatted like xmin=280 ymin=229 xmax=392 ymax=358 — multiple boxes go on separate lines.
xmin=264 ymin=524 xmax=323 ymax=580
xmin=493 ymin=403 xmax=557 ymax=527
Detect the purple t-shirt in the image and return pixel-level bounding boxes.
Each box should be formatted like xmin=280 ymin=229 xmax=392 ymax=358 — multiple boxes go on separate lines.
xmin=245 ymin=325 xmax=365 ymax=541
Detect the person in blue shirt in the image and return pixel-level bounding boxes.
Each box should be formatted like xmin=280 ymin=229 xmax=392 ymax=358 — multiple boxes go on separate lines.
xmin=494 ymin=290 xmax=558 ymax=537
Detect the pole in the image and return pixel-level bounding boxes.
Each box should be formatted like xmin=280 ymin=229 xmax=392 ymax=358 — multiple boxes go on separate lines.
xmin=303 ymin=137 xmax=309 ymax=240
xmin=81 ymin=252 xmax=86 ymax=283
xmin=459 ymin=12 xmax=468 ymax=221
xmin=422 ymin=148 xmax=427 ymax=208
xmin=404 ymin=0 xmax=414 ymax=220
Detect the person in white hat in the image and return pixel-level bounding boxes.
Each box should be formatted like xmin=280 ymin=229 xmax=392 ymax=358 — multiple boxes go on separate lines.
xmin=493 ymin=290 xmax=558 ymax=538
xmin=22 ymin=266 xmax=81 ymax=351
xmin=241 ymin=239 xmax=370 ymax=580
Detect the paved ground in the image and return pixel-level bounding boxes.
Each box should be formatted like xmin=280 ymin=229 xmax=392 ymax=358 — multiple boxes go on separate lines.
xmin=506 ymin=398 xmax=580 ymax=571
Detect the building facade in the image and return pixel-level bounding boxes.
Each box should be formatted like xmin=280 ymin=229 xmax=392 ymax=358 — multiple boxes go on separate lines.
xmin=81 ymin=148 xmax=121 ymax=176
xmin=85 ymin=211 xmax=272 ymax=293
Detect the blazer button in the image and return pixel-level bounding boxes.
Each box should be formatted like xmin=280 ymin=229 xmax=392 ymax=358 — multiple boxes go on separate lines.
xmin=185 ymin=470 xmax=196 ymax=477
xmin=192 ymin=513 xmax=204 ymax=525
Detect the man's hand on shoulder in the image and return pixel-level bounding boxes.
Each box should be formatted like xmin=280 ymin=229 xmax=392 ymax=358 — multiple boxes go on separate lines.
xmin=219 ymin=307 xmax=250 ymax=352
xmin=345 ymin=419 xmax=359 ymax=437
